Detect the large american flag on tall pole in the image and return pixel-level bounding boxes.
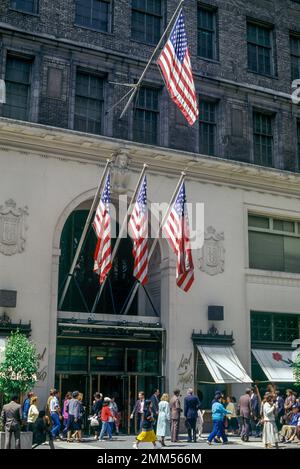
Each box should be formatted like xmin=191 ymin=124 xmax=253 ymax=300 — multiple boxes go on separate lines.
xmin=128 ymin=175 xmax=148 ymax=285
xmin=163 ymin=181 xmax=194 ymax=292
xmin=93 ymin=171 xmax=112 ymax=284
xmin=157 ymin=9 xmax=198 ymax=126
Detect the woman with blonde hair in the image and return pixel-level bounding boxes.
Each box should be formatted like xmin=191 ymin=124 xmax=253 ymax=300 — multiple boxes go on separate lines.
xmin=27 ymin=395 xmax=39 ymax=439
xmin=156 ymin=393 xmax=170 ymax=447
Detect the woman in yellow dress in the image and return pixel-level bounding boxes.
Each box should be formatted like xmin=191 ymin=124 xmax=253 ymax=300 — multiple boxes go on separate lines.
xmin=133 ymin=400 xmax=157 ymax=448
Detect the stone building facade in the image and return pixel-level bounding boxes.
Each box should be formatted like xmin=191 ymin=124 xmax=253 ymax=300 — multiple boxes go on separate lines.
xmin=0 ymin=1 xmax=300 ymax=431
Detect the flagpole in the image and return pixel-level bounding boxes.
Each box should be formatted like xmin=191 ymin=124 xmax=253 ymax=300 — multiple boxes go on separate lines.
xmin=119 ymin=0 xmax=185 ymax=120
xmin=89 ymin=163 xmax=148 ymax=318
xmin=58 ymin=159 xmax=111 ymax=311
xmin=122 ymin=171 xmax=186 ymax=315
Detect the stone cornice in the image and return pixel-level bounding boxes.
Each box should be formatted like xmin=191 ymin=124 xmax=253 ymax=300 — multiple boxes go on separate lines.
xmin=0 ymin=117 xmax=300 ymax=198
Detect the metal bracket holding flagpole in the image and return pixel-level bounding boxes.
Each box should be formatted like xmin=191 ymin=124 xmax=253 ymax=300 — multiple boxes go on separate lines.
xmin=117 ymin=0 xmax=185 ymax=120
xmin=122 ymin=171 xmax=186 ymax=316
xmin=58 ymin=159 xmax=111 ymax=311
xmin=88 ymin=163 xmax=148 ymax=319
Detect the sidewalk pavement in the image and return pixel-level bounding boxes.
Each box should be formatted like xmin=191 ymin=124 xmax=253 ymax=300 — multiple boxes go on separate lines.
xmin=39 ymin=434 xmax=300 ymax=450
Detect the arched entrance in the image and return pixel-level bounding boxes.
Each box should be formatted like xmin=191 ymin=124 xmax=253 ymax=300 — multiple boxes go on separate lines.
xmin=54 ymin=196 xmax=165 ymax=433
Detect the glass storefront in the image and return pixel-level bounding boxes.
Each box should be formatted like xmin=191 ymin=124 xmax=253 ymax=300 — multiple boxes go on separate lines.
xmin=55 ymin=338 xmax=163 ymax=434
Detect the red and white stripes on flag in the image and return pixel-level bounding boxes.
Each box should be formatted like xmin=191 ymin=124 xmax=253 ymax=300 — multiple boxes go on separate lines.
xmin=128 ymin=175 xmax=148 ymax=285
xmin=93 ymin=171 xmax=112 ymax=284
xmin=163 ymin=181 xmax=194 ymax=292
xmin=157 ymin=9 xmax=198 ymax=126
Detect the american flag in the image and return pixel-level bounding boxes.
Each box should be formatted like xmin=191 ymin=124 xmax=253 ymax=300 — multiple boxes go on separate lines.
xmin=157 ymin=9 xmax=198 ymax=126
xmin=128 ymin=175 xmax=148 ymax=285
xmin=163 ymin=181 xmax=194 ymax=292
xmin=93 ymin=171 xmax=112 ymax=284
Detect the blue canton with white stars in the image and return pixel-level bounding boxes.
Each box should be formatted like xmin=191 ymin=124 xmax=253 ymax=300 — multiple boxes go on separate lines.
xmin=174 ymin=182 xmax=186 ymax=217
xmin=170 ymin=10 xmax=188 ymax=64
xmin=101 ymin=173 xmax=111 ymax=204
xmin=137 ymin=176 xmax=147 ymax=214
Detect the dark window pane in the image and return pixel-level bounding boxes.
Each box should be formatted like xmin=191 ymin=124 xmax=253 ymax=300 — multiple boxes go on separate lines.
xmin=127 ymin=349 xmax=159 ymax=373
xmin=251 ymin=312 xmax=300 ymax=343
xmin=247 ymin=23 xmax=272 ymax=75
xmin=90 ymin=347 xmax=124 ymax=372
xmin=253 ymin=112 xmax=273 ymax=167
xmin=199 ymin=101 xmax=216 ymax=155
xmin=249 ymin=231 xmax=284 ymax=271
xmin=131 ymin=0 xmax=162 ymax=44
xmin=248 ymin=215 xmax=269 ymax=229
xmin=2 ymin=56 xmax=31 ymax=121
xmin=75 ymin=0 xmax=110 ymax=32
xmin=11 ymin=0 xmax=38 ymax=14
xmin=284 ymin=236 xmax=300 ymax=273
xmin=197 ymin=7 xmax=216 ymax=59
xmin=133 ymin=87 xmax=159 ymax=144
xmin=74 ymin=72 xmax=104 ymax=134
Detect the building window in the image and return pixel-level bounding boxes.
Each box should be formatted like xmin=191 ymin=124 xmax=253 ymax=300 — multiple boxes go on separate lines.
xmin=131 ymin=0 xmax=162 ymax=45
xmin=247 ymin=22 xmax=274 ymax=76
xmin=251 ymin=312 xmax=300 ymax=344
xmin=290 ymin=35 xmax=300 ymax=82
xmin=75 ymin=0 xmax=111 ymax=32
xmin=2 ymin=56 xmax=32 ymax=121
xmin=248 ymin=213 xmax=300 ymax=273
xmin=133 ymin=87 xmax=159 ymax=145
xmin=197 ymin=5 xmax=217 ymax=60
xmin=253 ymin=111 xmax=273 ymax=167
xmin=10 ymin=0 xmax=38 ymax=14
xmin=199 ymin=100 xmax=216 ymax=155
xmin=74 ymin=72 xmax=104 ymax=134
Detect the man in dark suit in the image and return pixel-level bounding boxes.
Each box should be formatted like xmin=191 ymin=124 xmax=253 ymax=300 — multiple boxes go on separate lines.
xmin=1 ymin=394 xmax=23 ymax=449
xmin=149 ymin=389 xmax=160 ymax=431
xmin=250 ymin=387 xmax=260 ymax=437
xmin=238 ymin=388 xmax=252 ymax=442
xmin=184 ymin=388 xmax=201 ymax=442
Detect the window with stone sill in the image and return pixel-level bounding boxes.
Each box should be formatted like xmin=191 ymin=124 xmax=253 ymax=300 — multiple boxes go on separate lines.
xmin=197 ymin=4 xmax=217 ymax=60
xmin=10 ymin=0 xmax=38 ymax=14
xmin=251 ymin=312 xmax=300 ymax=344
xmin=75 ymin=0 xmax=112 ymax=33
xmin=131 ymin=0 xmax=162 ymax=45
xmin=290 ymin=35 xmax=300 ymax=82
xmin=2 ymin=56 xmax=32 ymax=121
xmin=199 ymin=100 xmax=217 ymax=156
xmin=253 ymin=111 xmax=274 ymax=167
xmin=133 ymin=86 xmax=159 ymax=145
xmin=74 ymin=72 xmax=104 ymax=135
xmin=247 ymin=22 xmax=274 ymax=76
xmin=248 ymin=213 xmax=300 ymax=273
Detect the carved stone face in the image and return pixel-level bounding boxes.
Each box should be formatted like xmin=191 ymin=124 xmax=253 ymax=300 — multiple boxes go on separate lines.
xmin=117 ymin=153 xmax=128 ymax=168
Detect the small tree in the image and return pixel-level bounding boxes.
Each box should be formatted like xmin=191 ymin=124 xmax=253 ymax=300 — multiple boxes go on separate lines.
xmin=0 ymin=330 xmax=38 ymax=401
xmin=293 ymin=350 xmax=300 ymax=388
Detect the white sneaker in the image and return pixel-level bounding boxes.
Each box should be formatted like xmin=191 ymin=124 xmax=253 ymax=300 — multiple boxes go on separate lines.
xmin=132 ymin=442 xmax=138 ymax=449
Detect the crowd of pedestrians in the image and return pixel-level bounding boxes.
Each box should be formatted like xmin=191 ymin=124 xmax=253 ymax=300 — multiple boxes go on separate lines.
xmin=1 ymin=384 xmax=299 ymax=449
xmin=206 ymin=386 xmax=300 ymax=449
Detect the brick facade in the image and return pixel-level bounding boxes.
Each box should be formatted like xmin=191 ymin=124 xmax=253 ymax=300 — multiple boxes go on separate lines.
xmin=0 ymin=0 xmax=300 ymax=170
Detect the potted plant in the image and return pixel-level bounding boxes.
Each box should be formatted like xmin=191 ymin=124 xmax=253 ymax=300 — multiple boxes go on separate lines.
xmin=0 ymin=330 xmax=38 ymax=449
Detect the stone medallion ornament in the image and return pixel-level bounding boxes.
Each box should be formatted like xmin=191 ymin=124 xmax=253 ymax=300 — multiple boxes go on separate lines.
xmin=198 ymin=226 xmax=225 ymax=275
xmin=111 ymin=149 xmax=131 ymax=194
xmin=0 ymin=199 xmax=28 ymax=255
